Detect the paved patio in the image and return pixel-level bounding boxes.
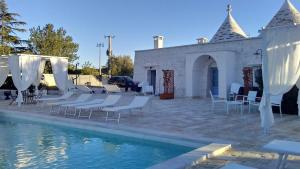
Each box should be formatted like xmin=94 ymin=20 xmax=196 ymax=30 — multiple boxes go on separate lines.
xmin=0 ymin=94 xmax=300 ymax=169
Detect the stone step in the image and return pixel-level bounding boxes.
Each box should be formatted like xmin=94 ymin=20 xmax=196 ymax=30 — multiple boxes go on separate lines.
xmin=148 ymin=143 xmax=232 ymax=169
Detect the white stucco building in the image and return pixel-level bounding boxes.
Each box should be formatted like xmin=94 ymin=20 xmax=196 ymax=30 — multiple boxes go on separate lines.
xmin=133 ymin=0 xmax=300 ymax=98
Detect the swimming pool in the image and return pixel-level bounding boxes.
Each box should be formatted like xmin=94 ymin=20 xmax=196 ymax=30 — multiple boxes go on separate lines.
xmin=0 ymin=114 xmax=193 ymax=169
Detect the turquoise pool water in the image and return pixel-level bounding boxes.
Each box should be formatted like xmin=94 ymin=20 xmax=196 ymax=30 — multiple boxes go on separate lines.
xmin=0 ymin=115 xmax=192 ymax=169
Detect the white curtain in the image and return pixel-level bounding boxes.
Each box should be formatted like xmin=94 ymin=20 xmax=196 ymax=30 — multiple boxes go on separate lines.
xmin=260 ymin=27 xmax=300 ymax=131
xmin=33 ymin=59 xmax=46 ymax=95
xmin=0 ymin=59 xmax=9 ymax=87
xmin=50 ymin=57 xmax=68 ymax=92
xmin=8 ymin=55 xmax=41 ymax=106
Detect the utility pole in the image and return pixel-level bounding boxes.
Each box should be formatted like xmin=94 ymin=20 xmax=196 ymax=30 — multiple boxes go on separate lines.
xmin=105 ymin=35 xmax=115 ymax=77
xmin=96 ymin=42 xmax=104 ymax=76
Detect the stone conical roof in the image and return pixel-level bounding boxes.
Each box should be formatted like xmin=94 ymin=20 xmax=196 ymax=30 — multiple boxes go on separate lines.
xmin=266 ymin=0 xmax=300 ymax=29
xmin=210 ymin=5 xmax=248 ymax=43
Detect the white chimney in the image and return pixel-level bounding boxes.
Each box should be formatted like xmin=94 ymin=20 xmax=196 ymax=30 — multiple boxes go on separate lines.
xmin=197 ymin=37 xmax=208 ymax=44
xmin=153 ymin=35 xmax=164 ymax=49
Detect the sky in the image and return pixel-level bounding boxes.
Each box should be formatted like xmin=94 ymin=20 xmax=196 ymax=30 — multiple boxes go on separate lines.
xmin=7 ymin=0 xmax=300 ymax=68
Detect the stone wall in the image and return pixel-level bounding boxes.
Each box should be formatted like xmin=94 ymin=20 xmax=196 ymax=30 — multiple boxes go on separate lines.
xmin=42 ymin=74 xmax=102 ymax=87
xmin=134 ymin=37 xmax=262 ymax=98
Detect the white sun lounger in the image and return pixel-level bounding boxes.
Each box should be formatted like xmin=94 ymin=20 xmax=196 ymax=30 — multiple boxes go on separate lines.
xmin=220 ymin=163 xmax=257 ymax=169
xmin=76 ymin=85 xmax=94 ymax=93
xmin=37 ymin=92 xmax=74 ymax=102
xmin=76 ymin=95 xmax=121 ymax=119
xmin=103 ymin=84 xmax=121 ymax=93
xmin=49 ymin=94 xmax=92 ymax=113
xmin=49 ymin=94 xmax=92 ymax=106
xmin=62 ymin=98 xmax=104 ymax=107
xmin=263 ymin=140 xmax=300 ymax=169
xmin=61 ymin=98 xmax=104 ymax=116
xmin=103 ymin=96 xmax=150 ymax=123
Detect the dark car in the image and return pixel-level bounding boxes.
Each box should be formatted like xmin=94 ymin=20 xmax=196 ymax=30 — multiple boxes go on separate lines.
xmin=108 ymin=76 xmax=139 ymax=91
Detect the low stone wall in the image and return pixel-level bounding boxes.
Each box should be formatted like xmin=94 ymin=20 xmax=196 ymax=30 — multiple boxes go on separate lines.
xmin=42 ymin=74 xmax=102 ymax=87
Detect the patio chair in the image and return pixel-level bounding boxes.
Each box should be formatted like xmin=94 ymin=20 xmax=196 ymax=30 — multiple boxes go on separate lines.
xmin=220 ymin=163 xmax=257 ymax=169
xmin=270 ymin=94 xmax=283 ymax=118
xmin=103 ymin=96 xmax=150 ymax=124
xmin=229 ymin=83 xmax=242 ymax=101
xmin=210 ymin=90 xmax=226 ymax=112
xmin=226 ymin=95 xmax=243 ymax=115
xmin=243 ymin=91 xmax=260 ymax=113
xmin=139 ymin=82 xmax=154 ymax=95
xmin=263 ymin=140 xmax=300 ymax=169
xmin=76 ymin=95 xmax=121 ymax=119
xmin=49 ymin=94 xmax=92 ymax=113
xmin=9 ymin=90 xmax=18 ymax=105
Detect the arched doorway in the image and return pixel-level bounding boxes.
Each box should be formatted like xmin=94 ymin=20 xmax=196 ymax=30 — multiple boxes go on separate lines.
xmin=192 ymin=55 xmax=218 ymax=98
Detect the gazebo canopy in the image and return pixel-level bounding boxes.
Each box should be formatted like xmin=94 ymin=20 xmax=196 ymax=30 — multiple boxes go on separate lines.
xmin=259 ymin=24 xmax=300 ymax=132
xmin=0 ymin=54 xmax=69 ymax=106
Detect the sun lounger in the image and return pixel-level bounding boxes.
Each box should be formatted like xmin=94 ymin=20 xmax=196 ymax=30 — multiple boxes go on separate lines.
xmin=49 ymin=94 xmax=92 ymax=113
xmin=61 ymin=98 xmax=104 ymax=107
xmin=76 ymin=95 xmax=121 ymax=119
xmin=49 ymin=94 xmax=92 ymax=106
xmin=263 ymin=140 xmax=300 ymax=169
xmin=76 ymin=85 xmax=94 ymax=93
xmin=38 ymin=92 xmax=74 ymax=102
xmin=61 ymin=98 xmax=104 ymax=116
xmin=220 ymin=163 xmax=257 ymax=169
xmin=103 ymin=84 xmax=121 ymax=93
xmin=103 ymin=96 xmax=150 ymax=123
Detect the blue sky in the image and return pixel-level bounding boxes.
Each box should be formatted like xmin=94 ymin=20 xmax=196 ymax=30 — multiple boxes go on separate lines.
xmin=8 ymin=0 xmax=300 ymax=67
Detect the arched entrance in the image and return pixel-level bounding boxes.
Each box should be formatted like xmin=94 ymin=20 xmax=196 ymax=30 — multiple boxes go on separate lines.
xmin=192 ymin=55 xmax=218 ymax=98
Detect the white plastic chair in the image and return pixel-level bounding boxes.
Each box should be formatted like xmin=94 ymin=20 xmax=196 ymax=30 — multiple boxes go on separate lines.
xmin=209 ymin=90 xmax=226 ymax=112
xmin=243 ymin=91 xmax=260 ymax=113
xmin=270 ymin=94 xmax=283 ymax=117
xmin=229 ymin=83 xmax=242 ymax=101
xmin=139 ymin=82 xmax=154 ymax=95
xmin=103 ymin=96 xmax=150 ymax=123
xmin=226 ymin=95 xmax=243 ymax=115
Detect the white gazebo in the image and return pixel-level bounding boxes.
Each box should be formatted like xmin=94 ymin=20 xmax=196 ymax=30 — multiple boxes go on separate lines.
xmin=0 ymin=54 xmax=69 ymax=106
xmin=259 ymin=24 xmax=300 ymax=132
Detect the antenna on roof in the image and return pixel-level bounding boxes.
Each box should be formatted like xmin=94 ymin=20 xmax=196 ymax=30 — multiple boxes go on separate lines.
xmin=227 ymin=4 xmax=232 ymax=15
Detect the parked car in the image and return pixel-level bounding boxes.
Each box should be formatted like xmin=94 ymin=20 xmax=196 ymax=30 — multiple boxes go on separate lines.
xmin=108 ymin=76 xmax=139 ymax=91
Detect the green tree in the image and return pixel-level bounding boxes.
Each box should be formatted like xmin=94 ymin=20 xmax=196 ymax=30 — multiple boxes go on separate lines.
xmin=81 ymin=61 xmax=99 ymax=76
xmin=107 ymin=55 xmax=133 ymax=76
xmin=0 ymin=0 xmax=26 ymax=55
xmin=29 ymin=24 xmax=79 ymax=62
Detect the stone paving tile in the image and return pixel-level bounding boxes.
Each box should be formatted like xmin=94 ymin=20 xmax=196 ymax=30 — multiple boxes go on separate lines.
xmin=1 ymin=95 xmax=300 ymax=168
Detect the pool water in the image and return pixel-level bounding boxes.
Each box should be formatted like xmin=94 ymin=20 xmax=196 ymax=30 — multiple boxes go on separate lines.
xmin=0 ymin=115 xmax=192 ymax=169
